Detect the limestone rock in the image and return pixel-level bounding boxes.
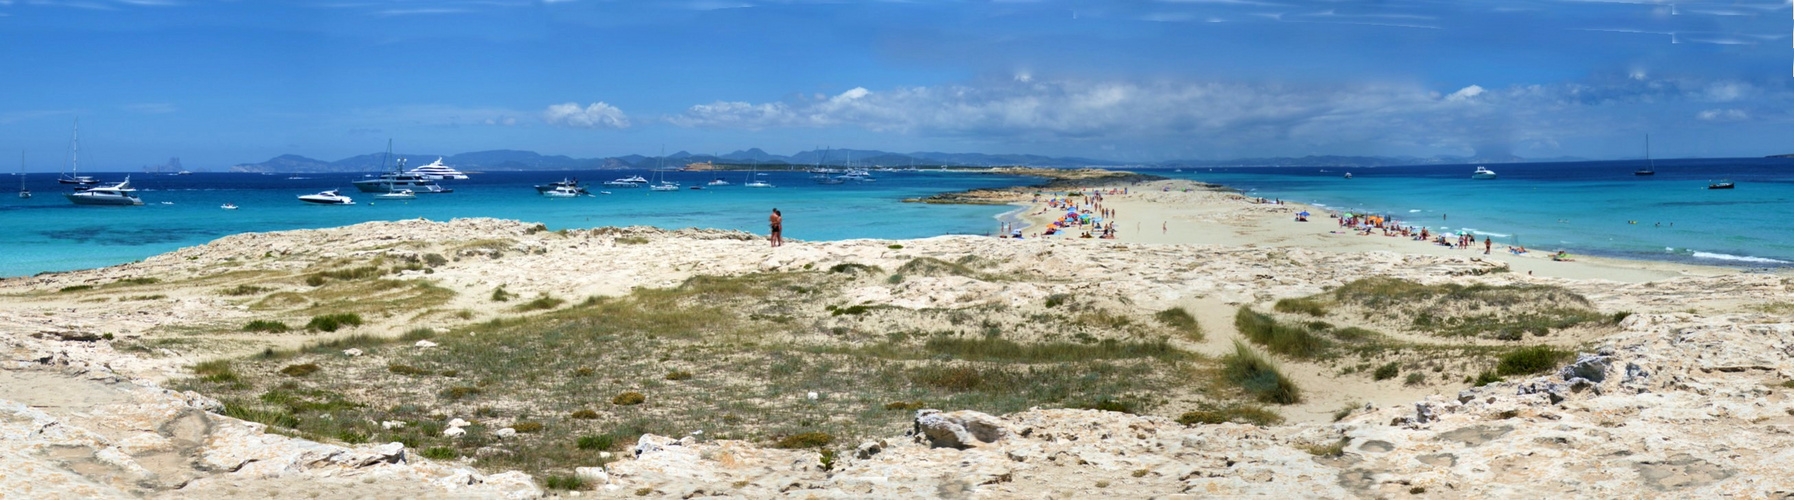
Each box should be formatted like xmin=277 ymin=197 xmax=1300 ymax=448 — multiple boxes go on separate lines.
xmin=914 ymin=409 xmax=1010 ymax=449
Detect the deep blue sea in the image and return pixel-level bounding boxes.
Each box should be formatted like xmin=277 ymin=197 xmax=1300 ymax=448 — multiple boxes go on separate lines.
xmin=0 ymin=170 xmax=1029 ymax=277
xmin=1158 ymin=157 xmax=1794 ymax=268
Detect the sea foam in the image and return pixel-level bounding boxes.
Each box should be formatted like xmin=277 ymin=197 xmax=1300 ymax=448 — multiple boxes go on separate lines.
xmin=1690 ymin=252 xmax=1791 ymax=264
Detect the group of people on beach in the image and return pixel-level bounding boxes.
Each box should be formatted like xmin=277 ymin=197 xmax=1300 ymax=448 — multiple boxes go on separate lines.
xmin=1332 ymin=212 xmax=1534 ymax=257
xmin=1011 ymin=188 xmax=1129 ymax=239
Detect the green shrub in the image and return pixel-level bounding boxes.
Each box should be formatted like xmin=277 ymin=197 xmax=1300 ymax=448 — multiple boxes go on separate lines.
xmin=774 ymin=432 xmax=834 ymax=449
xmin=514 ymin=294 xmax=565 ymax=312
xmin=1153 ymin=307 xmax=1202 ymax=340
xmin=1496 ymin=346 xmax=1571 ymax=376
xmin=911 ymin=366 xmax=984 ymax=391
xmin=543 ymin=475 xmax=584 ymax=491
xmin=388 ymin=364 xmax=432 ymax=376
xmin=115 ymin=277 xmax=160 ymax=286
xmin=420 ymin=447 xmax=458 ymax=460
xmin=887 ymin=244 xmax=903 ymax=250
xmin=279 ymin=363 xmax=320 ymax=377
xmin=443 ymin=386 xmax=483 ymax=400
xmin=664 ymin=370 xmax=693 ymax=381
xmin=193 ymin=360 xmax=240 ymax=384
xmin=1302 ymin=437 xmax=1349 ymax=457
xmin=422 ymin=253 xmax=449 ymax=267
xmin=613 ymin=392 xmax=646 ymax=405
xmin=1473 ymin=371 xmax=1503 ymax=387
xmin=1078 ymin=397 xmax=1135 ymax=414
xmin=1372 ymin=362 xmax=1400 ymax=381
xmin=1404 ymin=372 xmax=1426 ymax=386
xmin=491 ymin=286 xmax=514 ymax=302
xmin=244 ymin=320 xmax=290 ymax=333
xmin=830 ymin=305 xmax=871 ymax=316
xmin=883 ymin=401 xmax=925 ymax=411
xmin=58 ymin=284 xmax=94 ymax=293
xmin=570 ymin=409 xmax=600 ymax=419
xmin=304 ymin=275 xmax=329 ymax=287
xmin=221 ymin=284 xmax=270 ymax=296
xmin=1176 ymin=403 xmax=1284 ymax=426
xmin=1044 ymin=294 xmax=1072 ymax=308
xmin=886 ymin=274 xmax=905 ymax=284
xmin=577 ymin=435 xmax=615 ymax=451
xmin=305 ymin=313 xmax=364 ymax=332
xmin=1222 ymin=341 xmax=1302 ymax=405
xmin=828 ymin=263 xmax=882 ymax=274
xmin=573 ymin=367 xmax=595 ymax=377
xmin=1233 ymin=307 xmax=1330 ymax=359
xmin=400 ymin=328 xmax=436 ymax=341
xmin=1273 ymin=297 xmax=1329 ymax=317
xmin=220 ymin=400 xmax=299 ymax=428
xmin=511 ymin=421 xmax=544 ymax=433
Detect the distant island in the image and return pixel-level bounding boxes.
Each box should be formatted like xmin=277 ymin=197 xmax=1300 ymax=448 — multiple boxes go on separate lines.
xmin=229 ymin=148 xmax=1586 ymax=174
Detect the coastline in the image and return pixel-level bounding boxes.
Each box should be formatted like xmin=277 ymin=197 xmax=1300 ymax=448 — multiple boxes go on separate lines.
xmin=5 ymin=169 xmax=1794 ymax=497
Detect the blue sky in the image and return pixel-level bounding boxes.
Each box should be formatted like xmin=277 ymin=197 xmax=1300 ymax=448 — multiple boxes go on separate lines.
xmin=1 ymin=0 xmax=1789 ymax=169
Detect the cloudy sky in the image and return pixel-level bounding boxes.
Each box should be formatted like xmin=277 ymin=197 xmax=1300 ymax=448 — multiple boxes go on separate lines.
xmin=0 ymin=0 xmax=1789 ymax=168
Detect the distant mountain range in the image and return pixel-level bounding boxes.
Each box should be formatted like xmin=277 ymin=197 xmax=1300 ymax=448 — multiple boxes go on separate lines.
xmin=228 ymin=148 xmax=1585 ymax=173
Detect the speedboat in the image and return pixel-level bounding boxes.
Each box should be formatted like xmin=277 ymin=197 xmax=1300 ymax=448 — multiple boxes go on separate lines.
xmin=374 ymin=189 xmax=416 ymax=200
xmin=1343 ymin=172 xmax=1352 ymax=179
xmin=221 ymin=203 xmax=238 ymax=210
xmin=298 ymin=189 xmax=355 ymax=205
xmin=405 ymin=158 xmax=470 ymax=180
xmin=688 ymin=185 xmax=704 ymax=190
xmin=542 ymin=185 xmax=583 ymax=198
xmin=603 ymin=175 xmax=648 ymax=188
xmin=650 ymin=182 xmax=680 ymax=191
xmin=176 ymin=170 xmax=192 ymax=175
xmin=534 ymin=178 xmax=588 ymax=195
xmin=1708 ymin=180 xmax=1735 ymax=190
xmin=65 ymin=177 xmax=143 ymax=206
xmin=1471 ymin=166 xmax=1497 ymax=180
xmin=707 ymin=178 xmax=730 ymax=186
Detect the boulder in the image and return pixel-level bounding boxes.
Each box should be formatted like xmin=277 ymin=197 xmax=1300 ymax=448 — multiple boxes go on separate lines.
xmin=913 ymin=410 xmax=1010 ymax=449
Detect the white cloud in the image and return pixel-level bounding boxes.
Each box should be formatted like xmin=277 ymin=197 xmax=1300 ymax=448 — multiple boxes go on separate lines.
xmin=667 ymin=75 xmax=1794 ymax=155
xmin=543 ymin=102 xmax=631 ymax=129
xmin=1445 ymin=85 xmax=1485 ymax=101
xmin=1697 ymin=108 xmax=1749 ymax=122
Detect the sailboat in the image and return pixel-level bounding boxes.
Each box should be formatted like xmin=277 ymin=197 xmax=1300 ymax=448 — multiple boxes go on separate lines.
xmin=745 ymin=160 xmax=774 ymax=188
xmin=351 ymin=140 xmax=450 ymax=193
xmin=650 ymin=147 xmax=680 ymax=191
xmin=1634 ymin=135 xmax=1656 ymax=176
xmin=17 ymin=151 xmax=29 ymax=199
xmin=59 ymin=119 xmax=97 ymax=186
xmin=813 ymin=149 xmax=844 ymax=184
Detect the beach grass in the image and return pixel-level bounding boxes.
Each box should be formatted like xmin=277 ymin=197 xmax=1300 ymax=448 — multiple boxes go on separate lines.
xmin=1221 ymin=341 xmax=1301 ymax=405
xmin=173 ymin=268 xmax=1218 ymax=480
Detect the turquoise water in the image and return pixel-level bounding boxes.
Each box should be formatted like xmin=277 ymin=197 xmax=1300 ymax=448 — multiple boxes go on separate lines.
xmin=0 ymin=170 xmax=1029 ymax=277
xmin=1160 ymin=157 xmax=1794 ymax=268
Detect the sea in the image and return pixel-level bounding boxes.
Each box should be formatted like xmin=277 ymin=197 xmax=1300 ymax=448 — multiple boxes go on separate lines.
xmin=1158 ymin=157 xmax=1794 ymax=269
xmin=4 ymin=157 xmax=1791 ymax=278
xmin=0 ymin=170 xmax=1029 ymax=278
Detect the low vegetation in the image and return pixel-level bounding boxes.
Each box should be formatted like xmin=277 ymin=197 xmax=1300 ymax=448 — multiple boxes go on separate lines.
xmin=1496 ymin=346 xmax=1572 ymax=376
xmin=1153 ymin=307 xmax=1203 ymax=341
xmin=1221 ymin=341 xmax=1301 ymax=405
xmin=305 ymin=313 xmax=363 ymax=332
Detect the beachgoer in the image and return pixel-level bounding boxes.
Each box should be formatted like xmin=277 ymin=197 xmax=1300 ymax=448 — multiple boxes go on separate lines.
xmin=1484 ymin=237 xmax=1492 ymax=255
xmin=1162 ymin=221 xmax=1167 ymax=234
xmin=769 ymin=208 xmax=783 ymax=248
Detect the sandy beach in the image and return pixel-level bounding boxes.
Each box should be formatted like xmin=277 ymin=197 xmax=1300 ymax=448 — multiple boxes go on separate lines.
xmin=3 ymin=171 xmax=1792 ymax=498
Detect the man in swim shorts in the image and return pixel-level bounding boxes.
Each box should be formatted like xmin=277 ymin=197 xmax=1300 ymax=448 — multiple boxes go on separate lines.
xmin=770 ymin=208 xmax=783 ymax=248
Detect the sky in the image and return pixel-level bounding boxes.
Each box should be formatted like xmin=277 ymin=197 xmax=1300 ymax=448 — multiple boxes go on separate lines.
xmin=1 ymin=0 xmax=1790 ymax=170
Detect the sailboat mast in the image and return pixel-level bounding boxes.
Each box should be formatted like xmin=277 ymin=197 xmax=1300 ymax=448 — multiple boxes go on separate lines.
xmin=72 ymin=118 xmax=79 ymax=179
xmin=1646 ymin=134 xmax=1653 ymax=169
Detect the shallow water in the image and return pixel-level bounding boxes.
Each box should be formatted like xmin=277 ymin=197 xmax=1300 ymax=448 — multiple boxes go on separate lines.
xmin=0 ymin=170 xmax=1029 ymax=277
xmin=1159 ymin=157 xmax=1794 ymax=268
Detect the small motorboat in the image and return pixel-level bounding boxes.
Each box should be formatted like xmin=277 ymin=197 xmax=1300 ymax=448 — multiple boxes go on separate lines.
xmin=221 ymin=203 xmax=238 ymax=210
xmin=707 ymin=178 xmax=730 ymax=186
xmin=374 ymin=189 xmax=416 ymax=200
xmin=1708 ymin=180 xmax=1735 ymax=190
xmin=298 ymin=189 xmax=355 ymax=205
xmin=541 ymin=185 xmax=583 ymax=198
xmin=1471 ymin=166 xmax=1497 ymax=180
xmin=598 ymin=191 xmax=612 ymax=195
xmin=1343 ymin=172 xmax=1352 ymax=179
xmin=689 ymin=185 xmax=704 ymax=190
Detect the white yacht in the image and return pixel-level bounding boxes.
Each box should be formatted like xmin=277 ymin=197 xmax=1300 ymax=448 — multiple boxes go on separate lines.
xmin=745 ymin=173 xmax=775 ymax=188
xmin=534 ymin=178 xmax=588 ymax=195
xmin=298 ymin=189 xmax=355 ymax=205
xmin=374 ymin=189 xmax=416 ymax=200
xmin=352 ymin=156 xmax=451 ymax=194
xmin=603 ymin=175 xmax=648 ymax=188
xmin=1471 ymin=166 xmax=1497 ymax=180
xmin=542 ymin=185 xmax=583 ymax=198
xmin=405 ymin=158 xmax=470 ymax=180
xmin=65 ymin=177 xmax=143 ymax=206
xmin=707 ymin=178 xmax=730 ymax=186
